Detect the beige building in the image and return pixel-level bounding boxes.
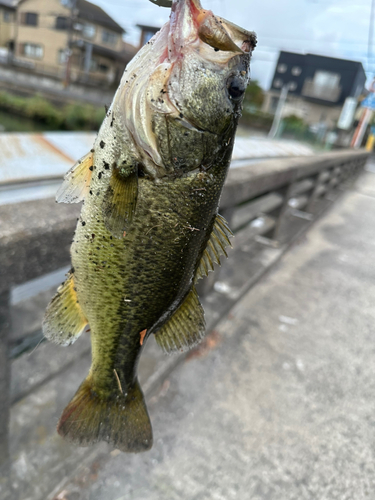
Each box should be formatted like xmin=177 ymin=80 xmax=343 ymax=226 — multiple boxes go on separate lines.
xmin=0 ymin=0 xmax=16 ymax=50
xmin=13 ymin=0 xmax=135 ymax=86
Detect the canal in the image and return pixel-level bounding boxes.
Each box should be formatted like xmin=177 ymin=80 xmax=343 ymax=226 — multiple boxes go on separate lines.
xmin=0 ymin=109 xmax=58 ymax=132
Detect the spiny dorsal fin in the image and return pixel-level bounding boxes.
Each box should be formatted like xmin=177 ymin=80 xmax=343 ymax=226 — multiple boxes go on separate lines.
xmin=155 ymin=287 xmax=205 ymax=354
xmin=56 ymin=151 xmax=94 ymax=203
xmin=195 ymin=213 xmax=233 ymax=282
xmin=102 ymin=167 xmax=138 ymax=238
xmin=43 ymin=273 xmax=88 ymax=346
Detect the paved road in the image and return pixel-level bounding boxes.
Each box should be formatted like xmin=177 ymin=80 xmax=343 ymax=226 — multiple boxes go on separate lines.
xmin=52 ymin=163 xmax=375 ymax=500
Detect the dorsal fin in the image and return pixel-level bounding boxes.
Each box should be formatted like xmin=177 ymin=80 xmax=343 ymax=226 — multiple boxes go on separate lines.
xmin=155 ymin=287 xmax=205 ymax=354
xmin=56 ymin=151 xmax=94 ymax=203
xmin=195 ymin=213 xmax=233 ymax=282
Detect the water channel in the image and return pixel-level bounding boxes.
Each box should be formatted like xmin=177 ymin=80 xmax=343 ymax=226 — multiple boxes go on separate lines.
xmin=0 ymin=109 xmax=58 ymax=132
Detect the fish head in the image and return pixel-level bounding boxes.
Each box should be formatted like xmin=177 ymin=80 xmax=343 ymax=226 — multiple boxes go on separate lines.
xmin=115 ymin=0 xmax=256 ymax=176
xmin=167 ymin=0 xmax=255 ymax=132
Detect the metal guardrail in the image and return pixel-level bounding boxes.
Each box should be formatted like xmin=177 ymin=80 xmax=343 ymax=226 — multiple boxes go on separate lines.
xmin=0 ymin=148 xmax=368 ymax=471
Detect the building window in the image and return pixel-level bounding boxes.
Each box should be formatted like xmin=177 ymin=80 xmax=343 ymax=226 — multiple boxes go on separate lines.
xmin=98 ymin=63 xmax=109 ymax=73
xmin=22 ymin=43 xmax=43 ymax=59
xmin=277 ymin=63 xmax=287 ymax=73
xmin=302 ymin=70 xmax=341 ymax=101
xmin=82 ymin=23 xmax=96 ymax=39
xmin=3 ymin=11 xmax=12 ymax=22
xmin=21 ymin=12 xmax=38 ymax=26
xmin=102 ymin=30 xmax=117 ymax=45
xmin=313 ymin=70 xmax=340 ymax=90
xmin=90 ymin=58 xmax=98 ymax=71
xmin=273 ymin=78 xmax=283 ymax=88
xmin=89 ymin=60 xmax=108 ymax=73
xmin=58 ymin=49 xmax=68 ymax=64
xmin=55 ymin=16 xmax=69 ymax=30
xmin=144 ymin=31 xmax=155 ymax=44
xmin=291 ymin=66 xmax=301 ymax=76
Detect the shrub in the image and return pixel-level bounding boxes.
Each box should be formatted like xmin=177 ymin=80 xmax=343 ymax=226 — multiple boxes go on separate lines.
xmin=0 ymin=90 xmax=105 ymax=131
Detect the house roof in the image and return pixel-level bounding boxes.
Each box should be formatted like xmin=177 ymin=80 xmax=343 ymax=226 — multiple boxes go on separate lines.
xmin=77 ymin=0 xmax=124 ymax=34
xmin=136 ymin=24 xmax=161 ymax=32
xmin=278 ymin=50 xmax=365 ymax=73
xmin=0 ymin=0 xmax=18 ymax=9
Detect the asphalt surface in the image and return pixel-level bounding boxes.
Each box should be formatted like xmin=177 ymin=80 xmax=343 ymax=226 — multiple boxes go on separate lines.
xmin=52 ymin=163 xmax=375 ymax=500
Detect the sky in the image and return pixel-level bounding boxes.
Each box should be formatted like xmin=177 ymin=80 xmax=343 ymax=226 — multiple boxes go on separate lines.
xmin=94 ymin=0 xmax=373 ymax=89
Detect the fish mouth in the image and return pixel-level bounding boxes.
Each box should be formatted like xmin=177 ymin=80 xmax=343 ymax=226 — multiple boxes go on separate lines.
xmin=168 ymin=0 xmax=256 ymax=59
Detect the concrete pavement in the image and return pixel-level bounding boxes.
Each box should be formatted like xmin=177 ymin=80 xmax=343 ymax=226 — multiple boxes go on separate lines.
xmin=49 ymin=163 xmax=375 ymax=500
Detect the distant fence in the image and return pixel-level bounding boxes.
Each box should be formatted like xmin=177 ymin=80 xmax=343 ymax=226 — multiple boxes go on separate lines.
xmin=2 ymin=58 xmax=119 ymax=88
xmin=0 ymin=149 xmax=368 ymax=468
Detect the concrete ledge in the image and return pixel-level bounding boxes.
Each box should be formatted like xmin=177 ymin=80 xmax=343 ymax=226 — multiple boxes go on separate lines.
xmin=222 ymin=150 xmax=368 ymax=208
xmin=0 ymin=200 xmax=79 ymax=293
xmin=0 ymin=150 xmax=368 ymax=294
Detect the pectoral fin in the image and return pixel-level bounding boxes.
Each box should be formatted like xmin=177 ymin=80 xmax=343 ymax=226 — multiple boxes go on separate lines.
xmin=195 ymin=213 xmax=233 ymax=282
xmin=56 ymin=151 xmax=94 ymax=203
xmin=102 ymin=167 xmax=138 ymax=238
xmin=43 ymin=273 xmax=88 ymax=346
xmin=155 ymin=287 xmax=205 ymax=354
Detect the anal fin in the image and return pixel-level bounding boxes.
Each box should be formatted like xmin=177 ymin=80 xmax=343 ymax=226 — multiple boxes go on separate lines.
xmin=155 ymin=287 xmax=205 ymax=354
xmin=102 ymin=166 xmax=138 ymax=238
xmin=43 ymin=273 xmax=88 ymax=346
xmin=56 ymin=151 xmax=94 ymax=203
xmin=195 ymin=213 xmax=233 ymax=282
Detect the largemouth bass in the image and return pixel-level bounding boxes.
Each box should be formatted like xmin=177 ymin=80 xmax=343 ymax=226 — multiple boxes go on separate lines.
xmin=43 ymin=0 xmax=256 ymax=453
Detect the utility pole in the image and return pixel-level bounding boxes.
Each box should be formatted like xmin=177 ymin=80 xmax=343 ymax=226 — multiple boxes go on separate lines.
xmin=351 ymin=107 xmax=373 ymax=148
xmin=64 ymin=0 xmax=77 ymax=88
xmin=369 ymin=0 xmax=375 ymax=75
xmin=268 ymin=84 xmax=289 ymax=139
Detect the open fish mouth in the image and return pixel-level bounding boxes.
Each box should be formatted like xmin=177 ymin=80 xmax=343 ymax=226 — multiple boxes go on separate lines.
xmin=167 ymin=0 xmax=256 ymax=57
xmin=150 ymin=0 xmax=256 ymax=54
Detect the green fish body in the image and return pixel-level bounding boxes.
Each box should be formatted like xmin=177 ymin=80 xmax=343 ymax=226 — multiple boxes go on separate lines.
xmin=43 ymin=0 xmax=256 ymax=452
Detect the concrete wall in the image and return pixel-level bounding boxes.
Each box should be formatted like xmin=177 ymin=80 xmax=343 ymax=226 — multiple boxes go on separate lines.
xmin=0 ymin=7 xmax=15 ymax=48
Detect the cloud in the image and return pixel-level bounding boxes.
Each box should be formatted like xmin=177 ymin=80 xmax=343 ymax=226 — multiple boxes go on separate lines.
xmin=94 ymin=0 xmax=370 ymax=88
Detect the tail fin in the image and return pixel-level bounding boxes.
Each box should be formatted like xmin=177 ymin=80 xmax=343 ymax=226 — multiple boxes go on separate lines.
xmin=57 ymin=376 xmax=153 ymax=453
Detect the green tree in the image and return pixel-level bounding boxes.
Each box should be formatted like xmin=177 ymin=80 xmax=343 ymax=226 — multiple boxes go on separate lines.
xmin=244 ymin=80 xmax=264 ymax=109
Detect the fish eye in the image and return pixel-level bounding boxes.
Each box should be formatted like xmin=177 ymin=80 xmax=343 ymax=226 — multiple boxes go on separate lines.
xmin=227 ymin=75 xmax=246 ymax=102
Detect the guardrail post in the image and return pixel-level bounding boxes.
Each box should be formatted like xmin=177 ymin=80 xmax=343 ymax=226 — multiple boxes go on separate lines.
xmin=0 ymin=289 xmax=10 ymax=470
xmin=306 ymin=169 xmax=331 ymax=213
xmin=262 ymin=184 xmax=293 ymax=243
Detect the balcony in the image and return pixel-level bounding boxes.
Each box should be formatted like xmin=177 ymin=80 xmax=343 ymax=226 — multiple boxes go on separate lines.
xmin=302 ymin=78 xmax=342 ymax=102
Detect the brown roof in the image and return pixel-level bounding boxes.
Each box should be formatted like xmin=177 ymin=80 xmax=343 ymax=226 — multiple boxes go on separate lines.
xmin=0 ymin=0 xmax=18 ymax=8
xmin=136 ymin=24 xmax=161 ymax=32
xmin=77 ymin=0 xmax=124 ymax=34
